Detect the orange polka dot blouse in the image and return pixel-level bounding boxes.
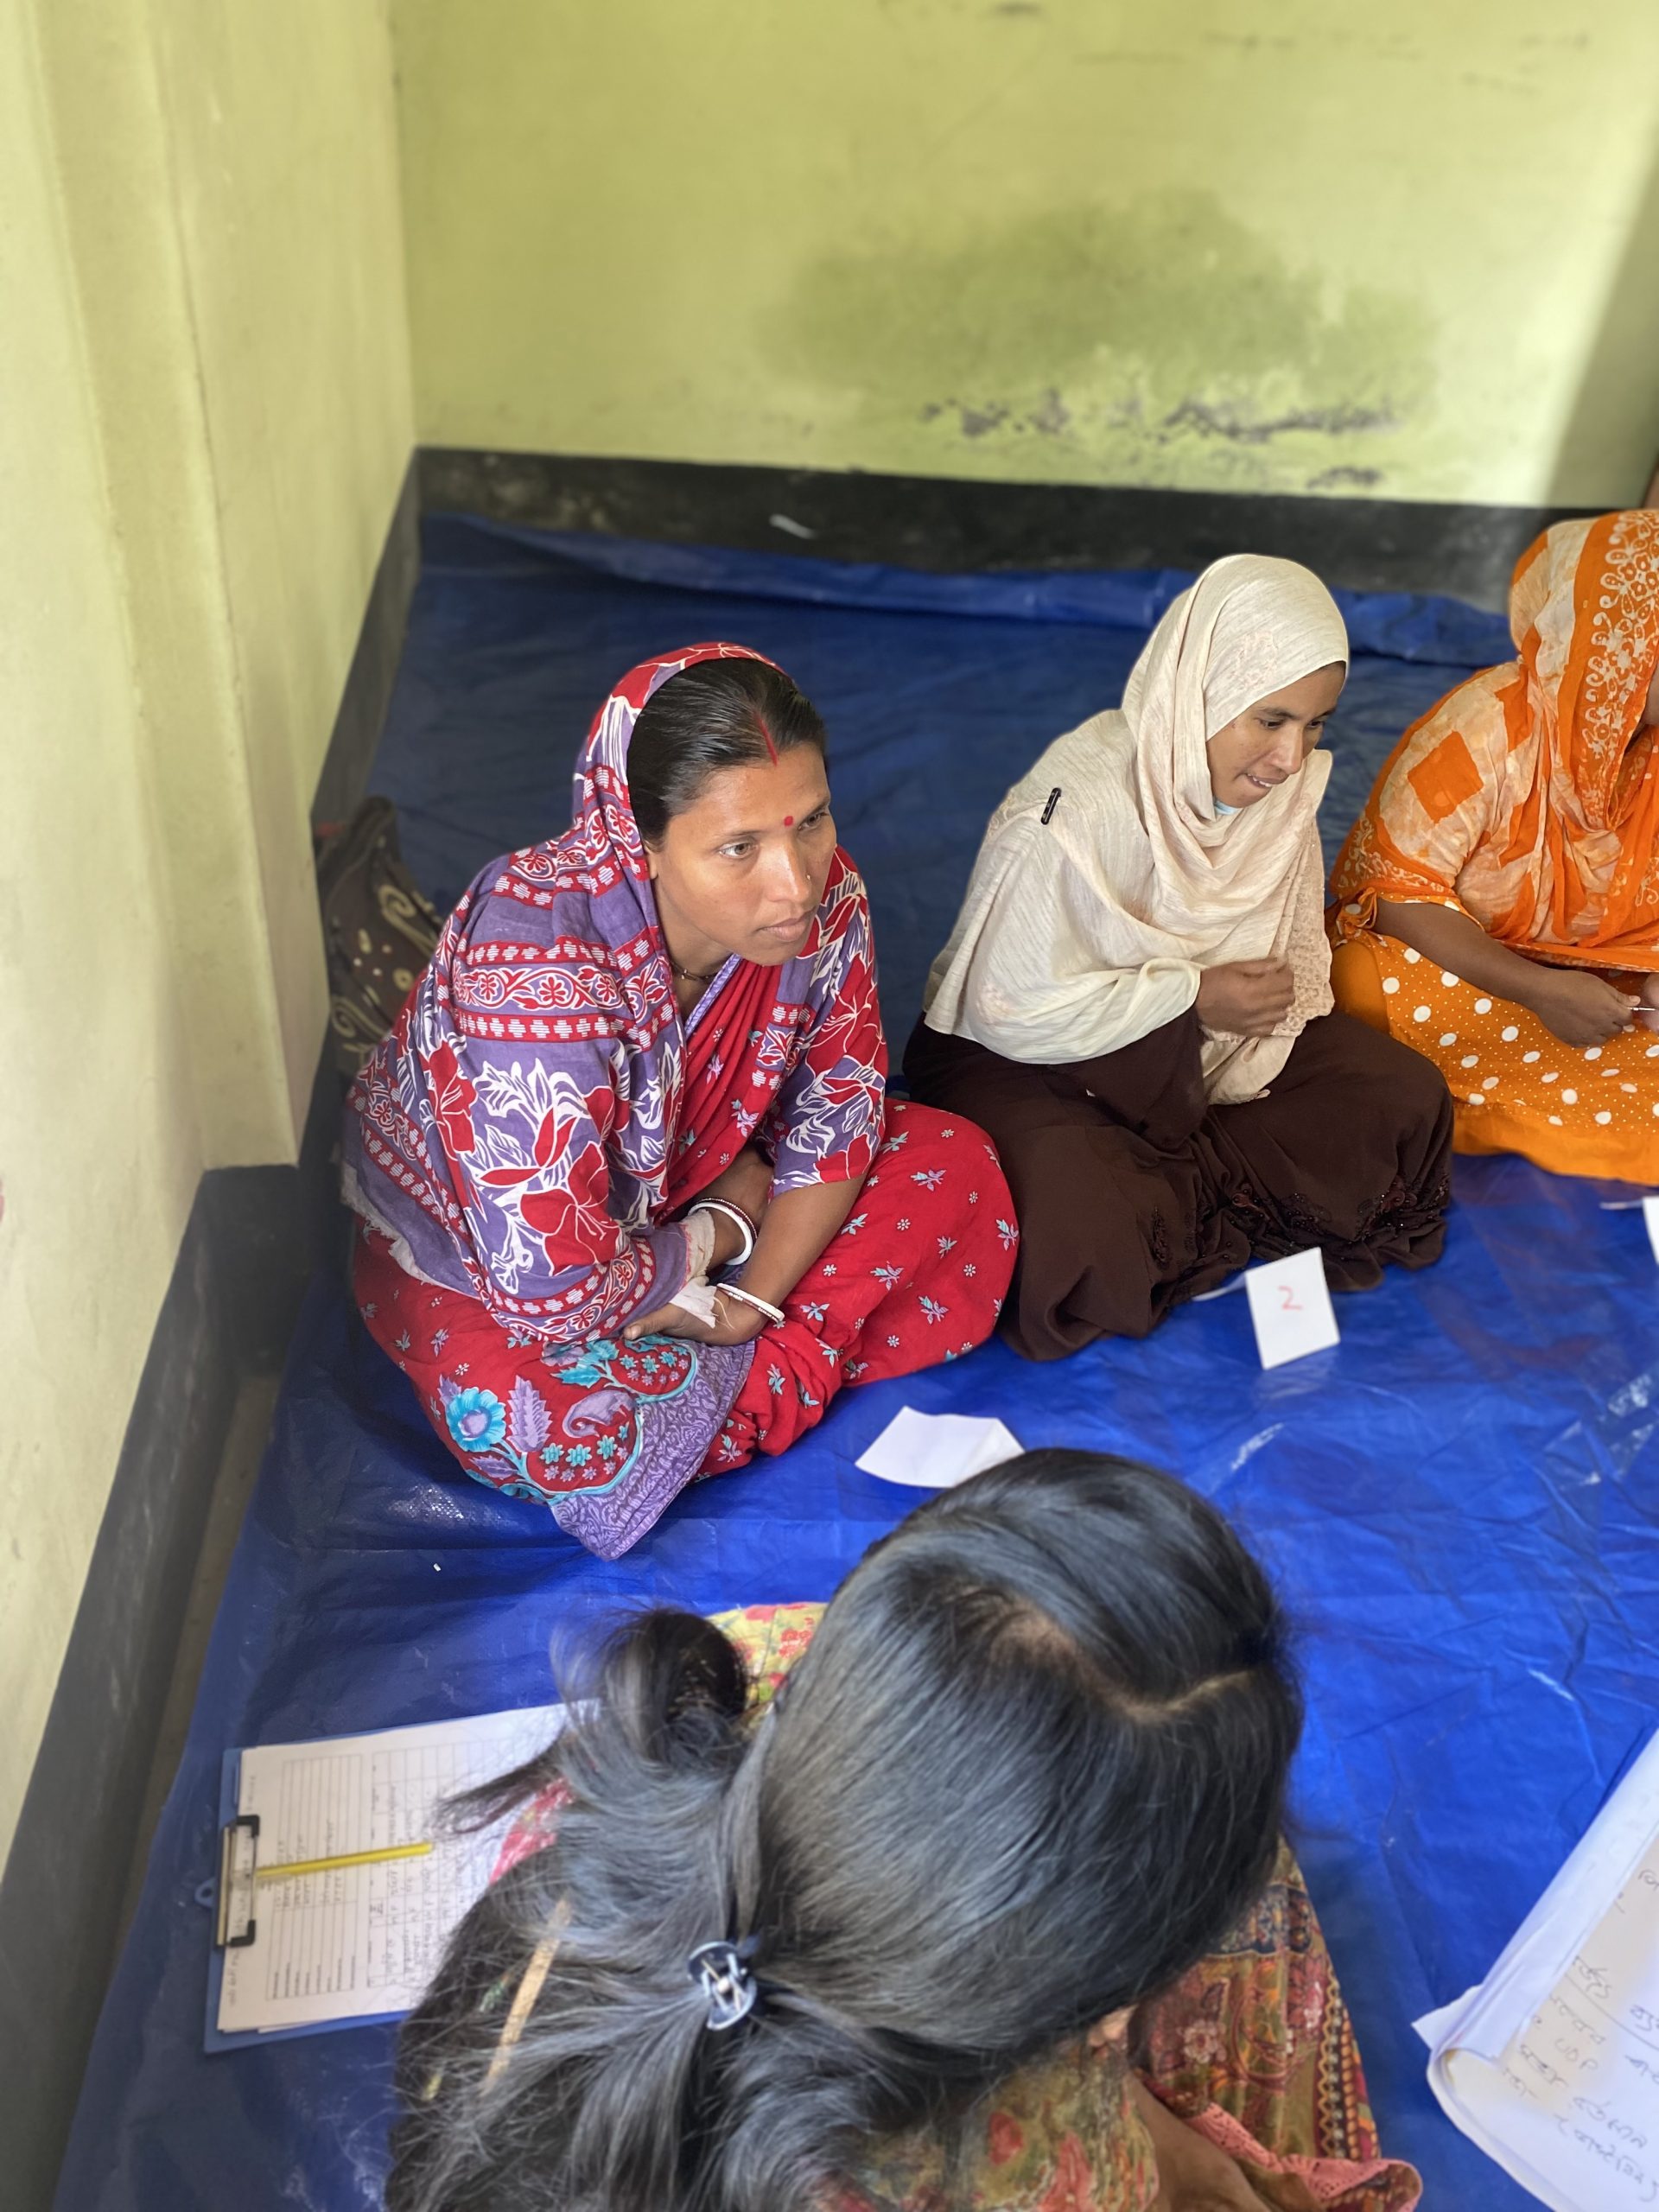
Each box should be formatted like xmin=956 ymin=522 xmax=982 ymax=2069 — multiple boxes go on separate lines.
xmin=1331 ymin=512 xmax=1659 ymax=1180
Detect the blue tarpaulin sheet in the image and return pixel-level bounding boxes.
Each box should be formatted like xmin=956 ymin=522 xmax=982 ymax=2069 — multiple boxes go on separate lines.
xmin=57 ymin=520 xmax=1656 ymax=2212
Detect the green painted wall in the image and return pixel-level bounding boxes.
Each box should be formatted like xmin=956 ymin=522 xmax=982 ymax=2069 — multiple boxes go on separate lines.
xmin=0 ymin=0 xmax=200 ymax=1866
xmin=395 ymin=0 xmax=1659 ymax=508
xmin=0 ymin=0 xmax=411 ymax=1872
xmin=40 ymin=0 xmax=416 ymax=1161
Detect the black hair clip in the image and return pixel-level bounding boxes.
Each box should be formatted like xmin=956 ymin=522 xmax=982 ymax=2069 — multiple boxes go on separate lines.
xmin=687 ymin=1939 xmax=759 ymax=2031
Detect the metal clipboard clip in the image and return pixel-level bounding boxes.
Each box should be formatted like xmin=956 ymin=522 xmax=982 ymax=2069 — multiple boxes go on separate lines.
xmin=215 ymin=1814 xmax=260 ymax=1948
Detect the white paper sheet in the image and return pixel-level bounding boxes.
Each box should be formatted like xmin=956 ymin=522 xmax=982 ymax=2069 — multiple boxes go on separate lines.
xmin=1416 ymin=1731 xmax=1659 ymax=2211
xmin=1243 ymin=1248 xmax=1339 ymax=1370
xmin=667 ymin=1275 xmax=721 ymax=1324
xmin=855 ymin=1407 xmax=1023 ymax=1488
xmin=218 ymin=1704 xmax=564 ymax=2035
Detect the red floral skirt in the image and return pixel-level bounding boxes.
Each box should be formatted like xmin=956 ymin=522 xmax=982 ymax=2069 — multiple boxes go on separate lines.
xmin=355 ymin=1100 xmax=1015 ymax=1555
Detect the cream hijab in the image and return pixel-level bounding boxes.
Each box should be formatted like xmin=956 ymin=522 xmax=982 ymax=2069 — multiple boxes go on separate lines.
xmin=923 ymin=555 xmax=1349 ymax=1103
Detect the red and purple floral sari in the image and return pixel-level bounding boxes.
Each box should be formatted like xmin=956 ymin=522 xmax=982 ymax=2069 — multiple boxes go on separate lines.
xmin=343 ymin=645 xmax=1015 ymax=1556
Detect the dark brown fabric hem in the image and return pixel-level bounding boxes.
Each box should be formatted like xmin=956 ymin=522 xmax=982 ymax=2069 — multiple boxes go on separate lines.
xmin=905 ymin=1008 xmax=1453 ymax=1360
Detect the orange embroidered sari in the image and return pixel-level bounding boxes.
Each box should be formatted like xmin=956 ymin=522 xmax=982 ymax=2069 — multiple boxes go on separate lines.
xmin=1330 ymin=511 xmax=1659 ymax=1179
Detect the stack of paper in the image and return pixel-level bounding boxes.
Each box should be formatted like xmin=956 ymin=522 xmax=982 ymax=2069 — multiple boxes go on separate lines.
xmin=218 ymin=1704 xmax=563 ymax=2037
xmin=1417 ymin=1732 xmax=1659 ymax=2210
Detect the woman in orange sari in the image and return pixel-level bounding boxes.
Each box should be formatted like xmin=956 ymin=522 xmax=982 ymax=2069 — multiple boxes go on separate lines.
xmin=1330 ymin=511 xmax=1659 ymax=1179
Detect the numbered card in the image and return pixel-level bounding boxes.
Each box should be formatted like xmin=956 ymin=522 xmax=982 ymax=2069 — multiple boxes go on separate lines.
xmin=1643 ymin=1194 xmax=1659 ymax=1266
xmin=1243 ymin=1248 xmax=1339 ymax=1370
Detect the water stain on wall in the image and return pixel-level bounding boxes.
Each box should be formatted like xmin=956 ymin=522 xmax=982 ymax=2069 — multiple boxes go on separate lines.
xmin=773 ymin=191 xmax=1435 ymax=493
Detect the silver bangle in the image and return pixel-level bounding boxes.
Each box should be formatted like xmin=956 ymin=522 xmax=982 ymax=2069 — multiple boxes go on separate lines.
xmin=717 ymin=1282 xmax=786 ymax=1328
xmin=690 ymin=1198 xmax=757 ymax=1267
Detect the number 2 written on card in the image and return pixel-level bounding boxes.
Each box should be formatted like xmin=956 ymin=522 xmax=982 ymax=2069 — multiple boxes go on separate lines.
xmin=1244 ymin=1249 xmax=1338 ymax=1370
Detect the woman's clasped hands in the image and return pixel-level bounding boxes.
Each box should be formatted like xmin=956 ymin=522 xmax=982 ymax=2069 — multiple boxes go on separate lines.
xmin=1195 ymin=959 xmax=1295 ymax=1039
xmin=1527 ymin=967 xmax=1643 ymax=1048
xmin=625 ymin=1147 xmax=776 ymax=1346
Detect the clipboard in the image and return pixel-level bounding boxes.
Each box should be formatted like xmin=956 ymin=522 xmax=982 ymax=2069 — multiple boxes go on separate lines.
xmin=204 ymin=1748 xmax=401 ymax=2053
xmin=202 ymin=1704 xmax=565 ymax=2053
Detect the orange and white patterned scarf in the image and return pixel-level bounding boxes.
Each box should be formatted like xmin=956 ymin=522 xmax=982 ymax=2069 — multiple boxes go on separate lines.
xmin=1332 ymin=511 xmax=1659 ymax=969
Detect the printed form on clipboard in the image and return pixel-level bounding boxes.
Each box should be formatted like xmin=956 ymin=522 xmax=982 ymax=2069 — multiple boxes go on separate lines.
xmin=1416 ymin=1730 xmax=1659 ymax=2210
xmin=214 ymin=1703 xmax=563 ymax=2043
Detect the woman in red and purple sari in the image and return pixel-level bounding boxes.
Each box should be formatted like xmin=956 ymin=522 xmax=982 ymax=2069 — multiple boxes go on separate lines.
xmin=343 ymin=645 xmax=1016 ymax=1557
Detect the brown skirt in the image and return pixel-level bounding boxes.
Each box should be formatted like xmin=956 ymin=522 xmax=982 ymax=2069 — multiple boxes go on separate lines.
xmin=903 ymin=1007 xmax=1452 ymax=1360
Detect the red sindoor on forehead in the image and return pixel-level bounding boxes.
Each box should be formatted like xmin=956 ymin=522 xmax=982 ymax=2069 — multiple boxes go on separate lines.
xmin=753 ymin=712 xmax=779 ymax=764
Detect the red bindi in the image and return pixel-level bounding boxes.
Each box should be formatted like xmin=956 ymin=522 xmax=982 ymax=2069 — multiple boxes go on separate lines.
xmin=783 ymin=814 xmax=795 ymax=827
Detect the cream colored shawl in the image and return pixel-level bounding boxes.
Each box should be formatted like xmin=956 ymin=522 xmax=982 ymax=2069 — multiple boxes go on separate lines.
xmin=923 ymin=556 xmax=1348 ymax=1103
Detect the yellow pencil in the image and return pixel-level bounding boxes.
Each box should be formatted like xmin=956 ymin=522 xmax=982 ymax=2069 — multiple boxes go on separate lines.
xmin=255 ymin=1840 xmax=434 ymax=1882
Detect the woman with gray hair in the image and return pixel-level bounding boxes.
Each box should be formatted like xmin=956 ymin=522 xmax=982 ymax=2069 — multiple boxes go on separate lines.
xmin=386 ymin=1450 xmax=1418 ymax=2212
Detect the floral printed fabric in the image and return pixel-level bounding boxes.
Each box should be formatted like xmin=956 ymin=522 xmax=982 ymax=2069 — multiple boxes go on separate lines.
xmin=491 ymin=1606 xmax=1417 ymax=2210
xmin=354 ymin=1102 xmax=1015 ymax=1557
xmin=341 ymin=644 xmax=889 ymax=1346
xmin=698 ymin=1104 xmax=1014 ymax=1473
xmin=1125 ymin=1846 xmax=1420 ymax=2212
xmin=1330 ymin=511 xmax=1659 ymax=1179
xmin=1332 ymin=512 xmax=1659 ymax=966
xmin=340 ymin=639 xmax=1015 ymax=1554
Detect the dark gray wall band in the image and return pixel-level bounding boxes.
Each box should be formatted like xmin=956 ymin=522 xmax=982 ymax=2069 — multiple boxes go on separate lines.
xmin=420 ymin=445 xmax=1603 ymax=612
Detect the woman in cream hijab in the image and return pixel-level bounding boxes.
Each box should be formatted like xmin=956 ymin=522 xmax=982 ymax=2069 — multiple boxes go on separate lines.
xmin=906 ymin=554 xmax=1453 ymax=1357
